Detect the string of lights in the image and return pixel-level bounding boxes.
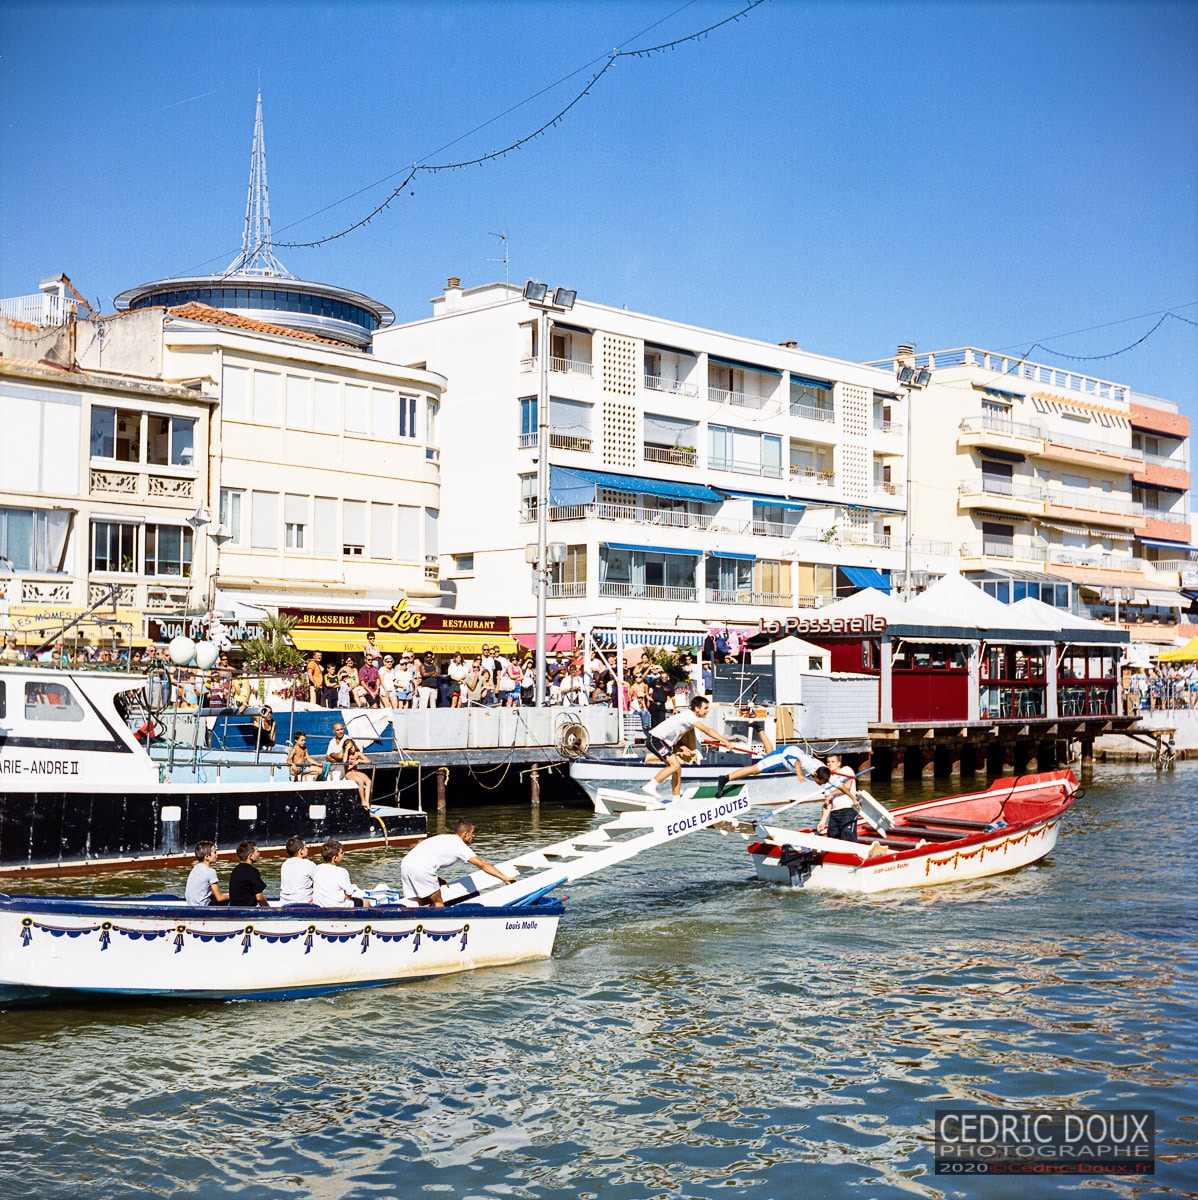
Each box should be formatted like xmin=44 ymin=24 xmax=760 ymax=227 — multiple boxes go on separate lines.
xmin=1020 ymin=309 xmax=1196 ymax=365
xmin=262 ymin=0 xmax=767 ymax=252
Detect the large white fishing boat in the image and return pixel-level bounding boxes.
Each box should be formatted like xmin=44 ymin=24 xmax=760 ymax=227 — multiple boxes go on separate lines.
xmin=0 ymin=663 xmax=424 ymax=875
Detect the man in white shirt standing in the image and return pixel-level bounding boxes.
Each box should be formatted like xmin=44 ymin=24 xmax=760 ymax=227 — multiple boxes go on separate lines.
xmin=312 ymin=839 xmax=368 ymax=907
xmin=279 ymin=836 xmax=316 ymax=905
xmin=816 ymin=754 xmax=861 ymax=841
xmin=400 ymin=819 xmax=516 ymax=907
xmin=643 ymin=696 xmax=738 ymax=800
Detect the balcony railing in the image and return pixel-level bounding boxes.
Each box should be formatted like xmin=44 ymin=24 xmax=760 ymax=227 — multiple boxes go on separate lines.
xmin=789 ymin=465 xmax=836 ymax=486
xmin=1141 ymin=449 xmax=1189 ymax=470
xmin=872 ymin=481 xmax=903 ymax=499
xmin=959 ymin=414 xmax=1045 ymax=441
xmin=1048 ymin=549 xmax=1138 ymax=571
xmin=711 ymin=457 xmax=784 ymax=479
xmin=0 ymin=291 xmax=75 ymax=327
xmin=961 ymin=541 xmax=1049 ymax=563
xmin=790 ymin=400 xmax=835 ymax=423
xmin=873 ymin=420 xmax=903 ymax=436
xmin=910 ymin=538 xmax=955 ymax=556
xmin=90 ymin=464 xmax=197 ymax=502
xmin=704 ymin=588 xmax=755 ymax=605
xmin=519 ymin=355 xmax=593 ymax=376
xmin=752 ymin=519 xmax=802 ymax=538
xmin=643 ymin=445 xmax=698 ymax=468
xmin=546 ymin=581 xmax=587 ymax=598
xmin=644 ymin=375 xmax=699 ymax=398
xmin=1043 ymin=430 xmax=1142 ymax=460
xmin=599 ymin=582 xmax=698 ymax=602
xmin=843 ymin=529 xmax=892 ymax=549
xmin=707 ymin=387 xmax=778 ymax=412
xmin=516 ymin=432 xmax=593 ymax=452
xmin=870 ymin=348 xmax=1130 ymax=405
xmin=544 ymin=501 xmax=716 ymax=531
xmin=959 ymin=480 xmax=1044 ymax=502
xmin=1047 ymin=489 xmax=1142 ymax=516
xmin=1141 ymin=507 xmax=1189 ymax=525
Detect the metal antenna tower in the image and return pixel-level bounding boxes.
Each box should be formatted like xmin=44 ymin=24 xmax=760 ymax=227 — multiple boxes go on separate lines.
xmin=487 ymin=231 xmax=510 ymax=285
xmin=226 ymin=89 xmax=294 ymax=277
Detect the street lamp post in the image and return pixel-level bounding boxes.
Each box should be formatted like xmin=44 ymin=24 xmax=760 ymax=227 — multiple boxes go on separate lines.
xmin=524 ymin=280 xmax=577 ymax=705
xmin=895 ymin=355 xmax=932 ymax=602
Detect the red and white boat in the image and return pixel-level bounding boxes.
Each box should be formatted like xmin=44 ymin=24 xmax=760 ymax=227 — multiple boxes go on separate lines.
xmin=748 ymin=771 xmax=1078 ymax=893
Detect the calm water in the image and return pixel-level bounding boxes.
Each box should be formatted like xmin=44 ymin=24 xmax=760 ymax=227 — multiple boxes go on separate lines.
xmin=1 ymin=765 xmax=1195 ymax=1199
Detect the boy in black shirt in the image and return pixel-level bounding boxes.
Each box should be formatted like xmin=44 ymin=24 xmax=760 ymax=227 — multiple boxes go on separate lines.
xmin=228 ymin=840 xmax=270 ymax=906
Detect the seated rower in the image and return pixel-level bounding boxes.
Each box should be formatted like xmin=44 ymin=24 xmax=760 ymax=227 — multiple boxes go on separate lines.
xmin=185 ymin=840 xmax=228 ymax=906
xmin=313 ymin=839 xmax=368 ymax=908
xmin=228 ymin=840 xmax=270 ymax=907
xmin=278 ymin=837 xmax=315 ymax=906
xmin=715 ymin=731 xmax=831 ymax=798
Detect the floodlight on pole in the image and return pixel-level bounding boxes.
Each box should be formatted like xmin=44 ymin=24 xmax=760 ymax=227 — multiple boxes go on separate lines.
xmin=524 ymin=279 xmax=578 ymax=705
xmin=895 ymin=346 xmax=932 ymax=603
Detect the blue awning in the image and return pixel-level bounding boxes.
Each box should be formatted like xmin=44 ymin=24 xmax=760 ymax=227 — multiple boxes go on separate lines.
xmin=979 ymin=447 xmax=1026 ymax=463
xmin=593 ymin=629 xmax=704 ymax=647
xmin=979 ymin=386 xmax=1024 ymax=400
xmin=722 ymin=489 xmax=806 ymax=512
xmin=709 ymin=551 xmax=756 ymax=561
xmin=841 ymin=566 xmax=891 ymax=592
xmin=604 ymin=542 xmax=701 ymax=557
xmin=708 ymin=354 xmax=782 ymax=378
xmin=1140 ymin=537 xmax=1198 ymax=553
xmin=790 ymin=374 xmax=834 ymax=390
xmin=549 ymin=466 xmax=723 ymax=505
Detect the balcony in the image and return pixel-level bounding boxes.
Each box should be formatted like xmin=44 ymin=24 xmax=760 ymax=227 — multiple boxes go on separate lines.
xmin=958 ymin=479 xmax=1045 ymax=517
xmin=958 ymin=414 xmax=1045 ymax=455
xmin=1048 ymin=549 xmax=1139 ymax=573
xmin=546 ymin=581 xmax=587 ymax=598
xmin=1044 ymin=488 xmax=1142 ymax=529
xmin=843 ymin=529 xmax=892 ymax=550
xmin=873 ymin=419 xmax=903 ymax=438
xmin=752 ymin=518 xmax=802 ymax=539
xmin=789 ymin=465 xmax=836 ymax=487
xmin=516 ymin=432 xmax=594 ymax=452
xmin=707 ymin=386 xmax=780 ymax=414
xmin=543 ymin=501 xmax=717 ymax=532
xmin=1037 ymin=429 xmax=1142 ymax=472
xmin=90 ymin=463 xmax=197 ymax=504
xmin=872 ymin=481 xmax=903 ymax=501
xmin=643 ymin=445 xmax=698 ymax=468
xmin=705 ymin=589 xmax=791 ymax=606
xmin=519 ymin=356 xmax=593 ymax=377
xmin=791 ymin=399 xmax=835 ymax=423
xmin=5 ymin=574 xmax=79 ymax=606
xmin=1133 ymin=452 xmax=1191 ymax=491
xmin=643 ymin=374 xmax=699 ymax=399
xmin=711 ymin=457 xmax=784 ymax=480
xmin=599 ymin=582 xmax=698 ymax=603
xmin=1140 ymin=508 xmax=1192 ymax=541
xmin=960 ymin=541 xmax=1049 ymax=567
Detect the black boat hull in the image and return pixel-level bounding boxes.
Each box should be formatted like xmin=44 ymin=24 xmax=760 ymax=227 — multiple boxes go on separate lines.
xmin=0 ymin=785 xmax=426 ymax=876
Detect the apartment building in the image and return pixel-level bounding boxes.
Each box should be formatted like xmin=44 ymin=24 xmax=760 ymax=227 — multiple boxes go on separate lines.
xmin=867 ymin=346 xmax=1194 ymax=644
xmin=77 ymin=301 xmax=445 ymax=619
xmin=0 ymin=334 xmax=215 ymax=651
xmin=375 ymin=278 xmax=927 ymax=643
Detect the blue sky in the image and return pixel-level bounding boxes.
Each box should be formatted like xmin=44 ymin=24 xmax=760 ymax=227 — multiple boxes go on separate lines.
xmin=2 ymin=1 xmax=1195 ymax=408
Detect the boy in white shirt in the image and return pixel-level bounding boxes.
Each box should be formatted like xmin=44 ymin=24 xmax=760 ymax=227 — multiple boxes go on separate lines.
xmin=643 ymin=696 xmax=737 ymax=799
xmin=312 ymin=839 xmax=368 ymax=907
xmin=278 ymin=836 xmax=316 ymax=905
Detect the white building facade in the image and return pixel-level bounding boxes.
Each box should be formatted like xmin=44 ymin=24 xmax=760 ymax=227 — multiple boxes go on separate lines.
xmin=79 ymin=303 xmax=446 ymax=620
xmin=0 ymin=343 xmax=215 ymax=651
xmin=866 ymin=346 xmax=1194 ymax=645
xmin=376 ymin=279 xmax=928 ymax=644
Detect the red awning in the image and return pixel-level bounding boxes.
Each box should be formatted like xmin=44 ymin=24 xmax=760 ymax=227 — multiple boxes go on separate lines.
xmin=513 ymin=632 xmax=577 ymax=653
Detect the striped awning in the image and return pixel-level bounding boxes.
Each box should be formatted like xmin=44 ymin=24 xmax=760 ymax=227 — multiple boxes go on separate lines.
xmin=592 ymin=629 xmax=705 ymax=647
